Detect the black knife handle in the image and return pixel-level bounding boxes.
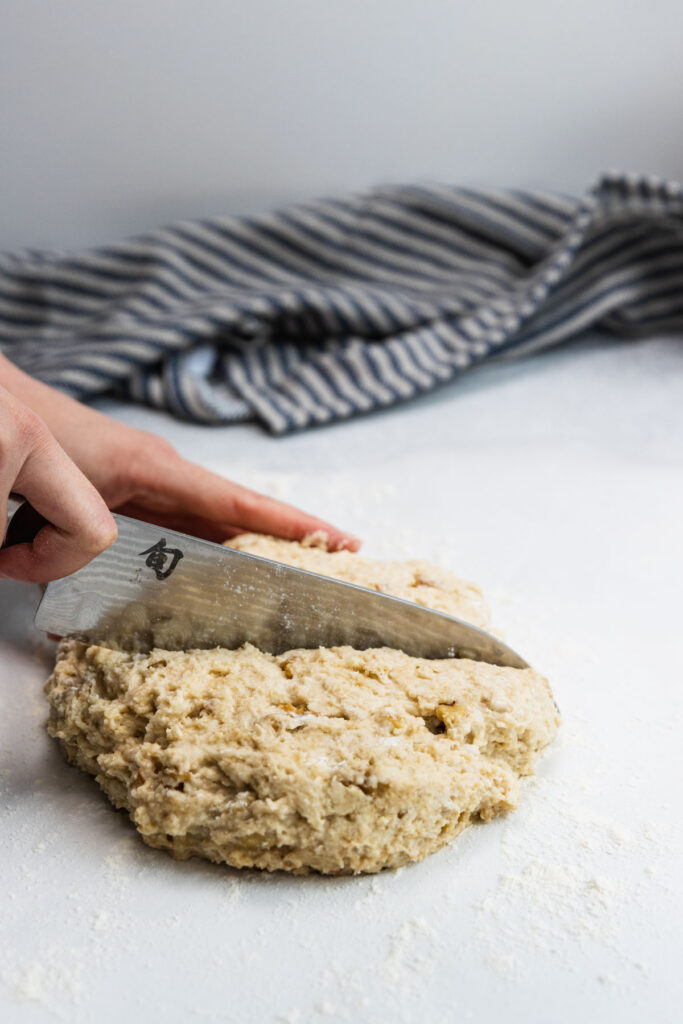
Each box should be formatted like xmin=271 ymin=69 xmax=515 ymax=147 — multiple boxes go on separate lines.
xmin=3 ymin=497 xmax=50 ymax=548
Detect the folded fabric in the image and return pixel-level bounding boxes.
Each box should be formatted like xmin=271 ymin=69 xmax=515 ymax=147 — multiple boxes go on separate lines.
xmin=1 ymin=170 xmax=681 ymax=433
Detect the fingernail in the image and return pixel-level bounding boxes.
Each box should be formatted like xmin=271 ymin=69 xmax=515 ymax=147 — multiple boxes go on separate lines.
xmin=336 ymin=536 xmax=361 ymax=551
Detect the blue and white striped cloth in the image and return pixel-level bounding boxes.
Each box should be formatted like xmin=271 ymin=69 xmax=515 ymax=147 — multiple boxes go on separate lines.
xmin=1 ymin=171 xmax=681 ymax=433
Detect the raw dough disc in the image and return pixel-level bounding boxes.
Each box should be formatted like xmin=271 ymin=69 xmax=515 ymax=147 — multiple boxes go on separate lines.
xmin=45 ymin=535 xmax=559 ymax=875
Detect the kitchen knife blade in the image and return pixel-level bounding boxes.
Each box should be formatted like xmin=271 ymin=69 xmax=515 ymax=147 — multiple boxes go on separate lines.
xmin=31 ymin=512 xmax=527 ymax=667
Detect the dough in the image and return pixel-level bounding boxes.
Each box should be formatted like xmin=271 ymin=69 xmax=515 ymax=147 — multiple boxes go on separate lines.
xmin=45 ymin=535 xmax=559 ymax=875
xmin=226 ymin=533 xmax=493 ymax=629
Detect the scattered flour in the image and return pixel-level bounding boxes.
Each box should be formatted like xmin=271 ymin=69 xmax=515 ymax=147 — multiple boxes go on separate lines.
xmin=277 ymin=1011 xmax=302 ymax=1024
xmin=1 ymin=518 xmax=680 ymax=1023
xmin=382 ymin=917 xmax=438 ymax=986
xmin=1 ymin=946 xmax=84 ymax=1015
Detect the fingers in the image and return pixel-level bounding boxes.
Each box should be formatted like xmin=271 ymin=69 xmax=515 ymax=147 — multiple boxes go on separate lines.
xmin=117 ymin=498 xmax=361 ymax=552
xmin=227 ymin=487 xmax=361 ymax=551
xmin=111 ymin=504 xmax=240 ymax=544
xmin=0 ymin=395 xmax=118 ymax=583
xmin=125 ymin=453 xmax=360 ymax=552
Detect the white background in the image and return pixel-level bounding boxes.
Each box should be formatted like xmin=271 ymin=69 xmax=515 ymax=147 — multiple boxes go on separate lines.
xmin=1 ymin=5 xmax=683 ymax=1022
xmin=1 ymin=336 xmax=682 ymax=1022
xmin=2 ymin=0 xmax=683 ymax=248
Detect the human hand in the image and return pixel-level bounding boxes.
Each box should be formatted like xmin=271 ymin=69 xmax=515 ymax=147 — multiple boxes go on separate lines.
xmin=63 ymin=414 xmax=360 ymax=549
xmin=0 ymin=384 xmax=117 ymax=583
xmin=0 ymin=355 xmax=359 ymax=553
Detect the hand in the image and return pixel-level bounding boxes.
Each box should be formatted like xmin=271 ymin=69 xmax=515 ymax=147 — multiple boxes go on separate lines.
xmin=0 ymin=384 xmax=117 ymax=583
xmin=55 ymin=414 xmax=359 ymax=549
xmin=0 ymin=355 xmax=359 ymax=554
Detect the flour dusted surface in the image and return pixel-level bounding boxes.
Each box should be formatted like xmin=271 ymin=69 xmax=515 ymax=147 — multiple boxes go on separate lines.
xmin=45 ymin=535 xmax=559 ymax=874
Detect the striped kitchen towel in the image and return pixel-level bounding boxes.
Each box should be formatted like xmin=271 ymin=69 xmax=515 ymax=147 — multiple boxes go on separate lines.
xmin=1 ymin=170 xmax=682 ymax=434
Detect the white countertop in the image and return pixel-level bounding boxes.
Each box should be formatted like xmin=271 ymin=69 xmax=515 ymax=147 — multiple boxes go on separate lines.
xmin=1 ymin=334 xmax=682 ymax=1024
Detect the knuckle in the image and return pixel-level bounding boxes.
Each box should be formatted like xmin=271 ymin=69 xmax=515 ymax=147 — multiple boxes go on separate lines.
xmin=126 ymin=432 xmax=177 ymax=482
xmin=234 ymin=490 xmax=262 ymax=518
xmin=150 ymin=434 xmax=176 ymax=459
xmin=140 ymin=432 xmax=177 ymax=463
xmin=15 ymin=406 xmax=49 ymax=450
xmin=0 ymin=404 xmax=48 ymax=469
xmin=82 ymin=512 xmax=118 ymax=554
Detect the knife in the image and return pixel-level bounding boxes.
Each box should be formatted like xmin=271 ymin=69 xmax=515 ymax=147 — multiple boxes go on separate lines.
xmin=3 ymin=501 xmax=527 ymax=667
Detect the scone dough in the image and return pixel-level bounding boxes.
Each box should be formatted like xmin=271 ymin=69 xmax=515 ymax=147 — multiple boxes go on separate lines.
xmin=45 ymin=536 xmax=559 ymax=874
xmin=226 ymin=533 xmax=492 ymax=629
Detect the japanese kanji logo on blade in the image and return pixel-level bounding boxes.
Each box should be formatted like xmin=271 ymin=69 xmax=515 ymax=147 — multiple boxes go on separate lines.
xmin=138 ymin=539 xmax=184 ymax=580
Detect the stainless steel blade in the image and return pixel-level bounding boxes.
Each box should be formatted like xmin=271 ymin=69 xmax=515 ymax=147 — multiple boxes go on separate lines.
xmin=34 ymin=513 xmax=527 ymax=667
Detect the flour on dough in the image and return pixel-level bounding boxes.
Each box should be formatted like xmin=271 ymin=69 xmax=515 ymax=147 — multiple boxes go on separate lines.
xmin=45 ymin=535 xmax=560 ymax=875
